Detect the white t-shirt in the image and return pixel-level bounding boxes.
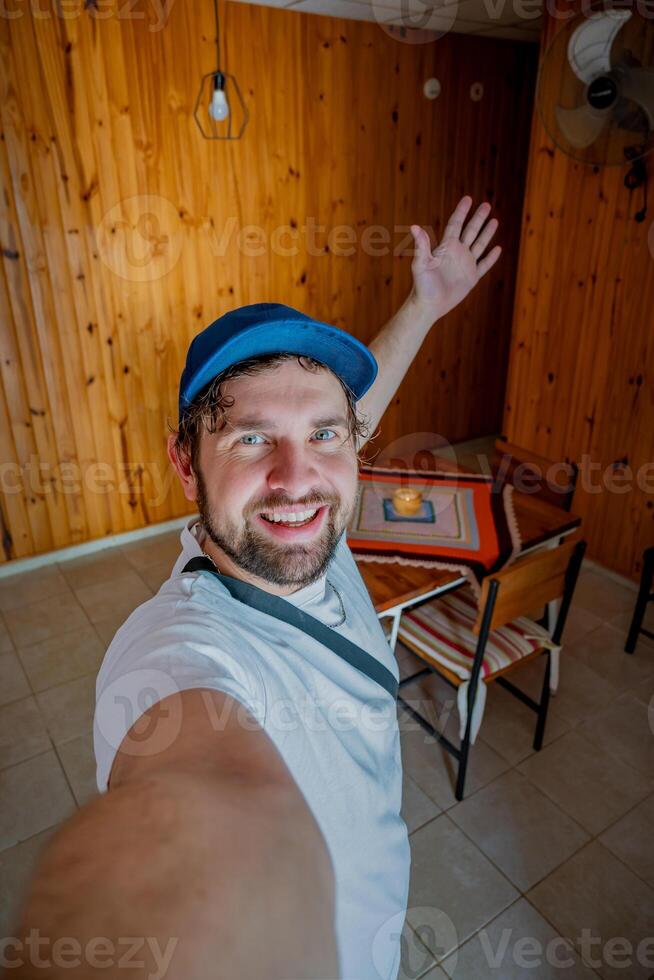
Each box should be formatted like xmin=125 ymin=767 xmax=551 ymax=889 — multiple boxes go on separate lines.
xmin=93 ymin=518 xmax=410 ymax=980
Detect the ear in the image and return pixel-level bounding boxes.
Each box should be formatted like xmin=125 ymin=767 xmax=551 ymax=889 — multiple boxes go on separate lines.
xmin=167 ymin=433 xmax=198 ymax=503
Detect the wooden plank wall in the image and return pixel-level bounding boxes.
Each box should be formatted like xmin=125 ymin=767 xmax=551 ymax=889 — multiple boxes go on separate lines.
xmin=0 ymin=0 xmax=537 ymax=561
xmin=503 ymin=4 xmax=654 ymax=581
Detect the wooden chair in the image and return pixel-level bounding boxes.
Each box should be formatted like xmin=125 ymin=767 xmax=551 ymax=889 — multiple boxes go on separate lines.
xmin=494 ymin=437 xmax=579 ymax=639
xmin=397 ymin=538 xmax=586 ymax=800
xmin=493 ymin=437 xmax=578 ymax=513
xmin=625 ymin=546 xmax=654 ymax=653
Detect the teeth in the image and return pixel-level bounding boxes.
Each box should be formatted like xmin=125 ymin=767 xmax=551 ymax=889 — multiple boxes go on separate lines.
xmin=263 ymin=508 xmax=318 ymax=523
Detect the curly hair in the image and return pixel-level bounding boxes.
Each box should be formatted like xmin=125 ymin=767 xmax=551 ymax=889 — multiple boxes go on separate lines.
xmin=169 ymin=353 xmax=371 ymax=473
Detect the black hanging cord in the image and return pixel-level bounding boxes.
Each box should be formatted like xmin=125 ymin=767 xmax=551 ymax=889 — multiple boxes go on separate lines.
xmin=213 ymin=0 xmax=221 ymax=70
xmin=635 ymin=169 xmax=648 ymax=223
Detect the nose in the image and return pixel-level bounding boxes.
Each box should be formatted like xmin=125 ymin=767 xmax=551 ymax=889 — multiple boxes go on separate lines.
xmin=266 ymin=441 xmax=322 ymax=501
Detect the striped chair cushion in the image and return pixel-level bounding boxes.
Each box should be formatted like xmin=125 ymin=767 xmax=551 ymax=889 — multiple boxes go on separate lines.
xmin=398 ymin=587 xmax=551 ymax=681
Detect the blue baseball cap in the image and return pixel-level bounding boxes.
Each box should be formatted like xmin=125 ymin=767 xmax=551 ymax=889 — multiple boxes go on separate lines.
xmin=178 ymin=302 xmax=378 ymax=420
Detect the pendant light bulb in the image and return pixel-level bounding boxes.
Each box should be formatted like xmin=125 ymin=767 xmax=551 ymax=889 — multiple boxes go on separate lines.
xmin=209 ymin=72 xmax=229 ymax=121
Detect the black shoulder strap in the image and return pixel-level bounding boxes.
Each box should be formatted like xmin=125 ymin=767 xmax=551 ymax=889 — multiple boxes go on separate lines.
xmin=182 ymin=555 xmax=398 ymax=701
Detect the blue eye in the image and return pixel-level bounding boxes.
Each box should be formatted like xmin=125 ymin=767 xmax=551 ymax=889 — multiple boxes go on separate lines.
xmin=314 ymin=429 xmax=336 ymax=441
xmin=240 ymin=433 xmax=266 ymax=445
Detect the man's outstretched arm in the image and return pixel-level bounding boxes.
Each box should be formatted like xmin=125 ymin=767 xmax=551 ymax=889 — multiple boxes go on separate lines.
xmin=357 ymin=196 xmax=501 ymax=441
xmin=5 ymin=689 xmax=338 ymax=980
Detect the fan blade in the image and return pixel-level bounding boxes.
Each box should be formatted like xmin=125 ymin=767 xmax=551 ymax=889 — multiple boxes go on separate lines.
xmin=619 ymin=67 xmax=654 ymax=128
xmin=567 ymin=10 xmax=631 ymax=84
xmin=555 ymin=104 xmax=609 ymax=148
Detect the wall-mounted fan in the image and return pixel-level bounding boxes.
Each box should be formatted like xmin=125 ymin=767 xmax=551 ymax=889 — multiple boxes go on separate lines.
xmin=537 ymin=7 xmax=654 ymax=166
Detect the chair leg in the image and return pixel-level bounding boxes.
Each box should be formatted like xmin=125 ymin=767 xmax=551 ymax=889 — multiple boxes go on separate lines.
xmin=549 ymin=647 xmax=560 ymax=694
xmin=533 ymin=652 xmax=551 ymax=751
xmin=625 ymin=549 xmax=654 ymax=654
xmin=455 ymin=727 xmax=471 ymax=801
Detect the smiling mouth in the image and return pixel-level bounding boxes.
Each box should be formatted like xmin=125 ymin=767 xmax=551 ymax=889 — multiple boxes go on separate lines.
xmin=259 ymin=507 xmax=322 ymax=529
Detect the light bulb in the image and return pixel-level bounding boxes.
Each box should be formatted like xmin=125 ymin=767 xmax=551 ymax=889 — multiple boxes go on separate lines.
xmin=209 ymin=86 xmax=229 ymax=122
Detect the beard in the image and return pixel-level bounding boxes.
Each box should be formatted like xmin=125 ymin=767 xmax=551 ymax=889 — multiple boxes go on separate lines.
xmin=195 ymin=470 xmax=352 ymax=588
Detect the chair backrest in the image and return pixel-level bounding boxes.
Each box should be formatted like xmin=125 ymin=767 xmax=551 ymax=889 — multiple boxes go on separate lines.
xmin=494 ymin=438 xmax=578 ymax=512
xmin=473 ymin=538 xmax=586 ymax=639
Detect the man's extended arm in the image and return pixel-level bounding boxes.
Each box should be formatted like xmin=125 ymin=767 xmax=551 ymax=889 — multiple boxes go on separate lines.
xmin=5 ymin=689 xmax=338 ymax=980
xmin=357 ymin=197 xmax=501 ymax=439
xmin=357 ymin=289 xmax=436 ymax=440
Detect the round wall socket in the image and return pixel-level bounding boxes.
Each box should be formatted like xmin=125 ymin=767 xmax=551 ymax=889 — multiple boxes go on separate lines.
xmin=470 ymin=82 xmax=484 ymax=102
xmin=423 ymin=78 xmax=441 ymax=100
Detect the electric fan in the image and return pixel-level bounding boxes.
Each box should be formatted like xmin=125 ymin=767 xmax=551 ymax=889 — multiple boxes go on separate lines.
xmin=537 ymin=7 xmax=654 ymax=166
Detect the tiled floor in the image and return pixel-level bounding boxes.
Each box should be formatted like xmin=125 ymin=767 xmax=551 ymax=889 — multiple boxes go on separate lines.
xmin=0 ymin=529 xmax=653 ymax=980
xmin=396 ymin=568 xmax=654 ymax=980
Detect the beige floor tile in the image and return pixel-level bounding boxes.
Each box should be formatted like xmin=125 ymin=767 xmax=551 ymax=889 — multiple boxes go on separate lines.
xmin=0 ymin=751 xmax=75 ymax=850
xmin=398 ymin=919 xmax=437 ymax=980
xmin=399 ymin=661 xmax=569 ymax=776
xmin=400 ymin=667 xmax=455 ymax=707
xmin=399 ymin=703 xmax=510 ymax=811
xmin=396 ymin=642 xmax=429 ymax=682
xmin=0 ymin=652 xmax=31 ymax=706
xmin=92 ymin=617 xmax=122 ymax=647
xmin=517 ymin=730 xmax=652 ymax=836
xmin=0 ymin=565 xmax=71 ymax=614
xmin=610 ymin=604 xmax=654 ymax=646
xmin=563 ymin=606 xmax=605 ymax=645
xmin=0 ymin=696 xmax=51 ymax=769
xmin=402 ymin=772 xmax=441 ymax=834
xmin=528 ymin=842 xmax=654 ymax=980
xmin=4 ymin=593 xmax=89 ymax=649
xmin=56 ymin=734 xmax=98 ymax=807
xmin=440 ymin=898 xmax=600 ymax=978
xmin=74 ymin=568 xmax=151 ymax=625
xmin=494 ymin=655 xmax=546 ymax=702
xmin=408 ymin=815 xmax=518 ymax=960
xmin=579 ymin=692 xmax=654 ymax=777
xmin=478 ymin=680 xmax=571 ymax=766
xmin=540 ymin=655 xmax=620 ymax=727
xmin=120 ymin=531 xmax=182 ymax=572
xmin=17 ymin=626 xmax=104 ymax=693
xmin=400 ymin=672 xmax=458 ymax=739
xmin=36 ymin=674 xmax=96 ymax=745
xmin=572 ymin=572 xmax=637 ymax=622
xmin=448 ymin=770 xmax=589 ymax=892
xmin=139 ymin=558 xmax=175 ymax=593
xmin=0 ymin=614 xmax=13 ymax=654
xmin=600 ymin=794 xmax=654 ymax=889
xmin=0 ymin=829 xmax=56 ymax=936
xmin=568 ymin=625 xmax=654 ymax=696
xmin=58 ymin=548 xmax=135 ymax=591
xmin=507 ymin=648 xmax=602 ymax=710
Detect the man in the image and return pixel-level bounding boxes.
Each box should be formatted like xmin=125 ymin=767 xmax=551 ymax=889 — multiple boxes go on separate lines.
xmin=7 ymin=198 xmax=499 ymax=980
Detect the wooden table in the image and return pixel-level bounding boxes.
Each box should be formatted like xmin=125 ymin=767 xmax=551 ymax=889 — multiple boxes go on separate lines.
xmin=356 ymin=475 xmax=581 ymax=649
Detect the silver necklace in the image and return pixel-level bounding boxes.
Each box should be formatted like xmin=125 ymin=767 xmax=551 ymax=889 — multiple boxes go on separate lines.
xmin=325 ymin=579 xmax=347 ymax=628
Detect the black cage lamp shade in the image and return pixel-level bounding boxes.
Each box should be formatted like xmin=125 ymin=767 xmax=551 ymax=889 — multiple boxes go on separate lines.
xmin=194 ymin=0 xmax=249 ymax=141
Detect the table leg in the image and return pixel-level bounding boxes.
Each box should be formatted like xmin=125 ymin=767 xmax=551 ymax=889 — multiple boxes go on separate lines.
xmin=545 ymin=538 xmax=564 ymax=694
xmin=379 ymin=609 xmax=402 ymax=652
xmin=388 ymin=611 xmax=401 ymax=651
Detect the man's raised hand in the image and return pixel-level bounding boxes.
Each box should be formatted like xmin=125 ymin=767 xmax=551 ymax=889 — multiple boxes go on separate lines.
xmin=409 ymin=196 xmax=502 ymax=320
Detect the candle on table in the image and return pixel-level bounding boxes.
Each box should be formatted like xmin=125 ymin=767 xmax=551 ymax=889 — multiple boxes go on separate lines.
xmin=392 ymin=487 xmax=423 ymax=516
